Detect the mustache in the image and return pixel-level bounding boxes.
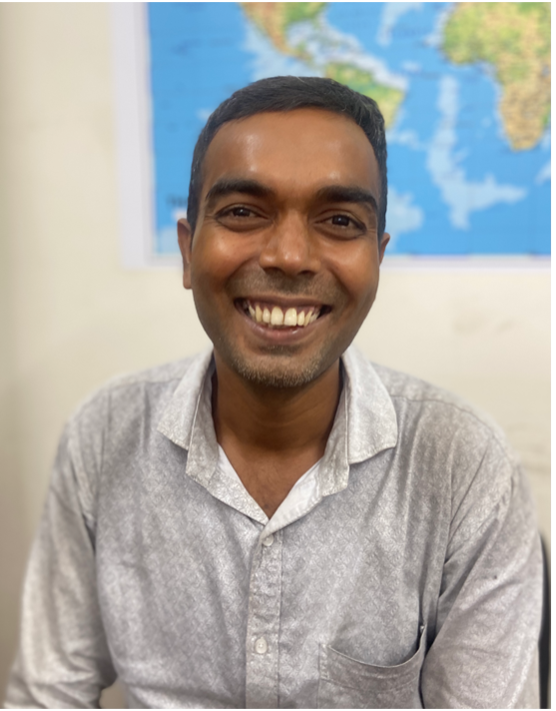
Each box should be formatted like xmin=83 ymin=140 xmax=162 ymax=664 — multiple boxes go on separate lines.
xmin=231 ymin=272 xmax=340 ymax=299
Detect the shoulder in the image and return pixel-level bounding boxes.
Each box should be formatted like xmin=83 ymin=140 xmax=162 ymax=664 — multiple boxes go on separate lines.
xmin=54 ymin=352 xmax=211 ymax=517
xmin=62 ymin=351 xmax=211 ymax=471
xmin=80 ymin=353 xmax=200 ymax=403
xmin=373 ymin=361 xmax=511 ymax=454
xmin=367 ymin=359 xmax=536 ymax=538
xmin=69 ymin=351 xmax=207 ymax=426
xmin=367 ymin=360 xmax=523 ymax=509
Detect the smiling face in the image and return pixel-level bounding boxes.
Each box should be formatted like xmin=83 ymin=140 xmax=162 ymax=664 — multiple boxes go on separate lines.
xmin=178 ymin=108 xmax=389 ymax=389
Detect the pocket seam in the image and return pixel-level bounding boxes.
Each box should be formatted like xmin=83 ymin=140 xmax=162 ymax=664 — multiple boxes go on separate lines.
xmin=319 ymin=626 xmax=427 ymax=693
xmin=320 ymin=668 xmax=420 ymax=693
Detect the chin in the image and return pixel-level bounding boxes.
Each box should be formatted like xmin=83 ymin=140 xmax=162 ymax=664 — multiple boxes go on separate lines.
xmin=224 ymin=349 xmax=335 ymax=390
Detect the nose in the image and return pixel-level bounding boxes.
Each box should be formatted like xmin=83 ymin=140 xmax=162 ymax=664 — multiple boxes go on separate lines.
xmin=258 ymin=212 xmax=321 ymax=276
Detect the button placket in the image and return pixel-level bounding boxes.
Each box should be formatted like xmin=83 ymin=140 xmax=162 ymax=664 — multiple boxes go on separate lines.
xmin=245 ymin=530 xmax=282 ymax=708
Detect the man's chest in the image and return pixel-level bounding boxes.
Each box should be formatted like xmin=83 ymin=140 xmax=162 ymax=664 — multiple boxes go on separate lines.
xmin=95 ymin=450 xmax=449 ymax=708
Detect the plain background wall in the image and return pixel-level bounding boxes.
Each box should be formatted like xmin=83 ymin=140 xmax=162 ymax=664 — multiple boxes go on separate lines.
xmin=0 ymin=3 xmax=550 ymax=705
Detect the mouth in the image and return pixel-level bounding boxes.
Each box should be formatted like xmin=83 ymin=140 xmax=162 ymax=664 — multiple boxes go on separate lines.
xmin=236 ymin=298 xmax=331 ymax=330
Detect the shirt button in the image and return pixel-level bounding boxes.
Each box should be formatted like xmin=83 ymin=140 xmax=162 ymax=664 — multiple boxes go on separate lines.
xmin=262 ymin=534 xmax=274 ymax=547
xmin=254 ymin=637 xmax=268 ymax=654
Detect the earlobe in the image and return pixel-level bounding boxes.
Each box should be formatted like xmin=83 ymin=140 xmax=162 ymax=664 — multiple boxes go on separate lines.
xmin=177 ymin=219 xmax=193 ymax=289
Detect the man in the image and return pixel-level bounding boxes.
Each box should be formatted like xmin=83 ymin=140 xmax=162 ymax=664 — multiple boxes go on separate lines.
xmin=6 ymin=77 xmax=541 ymax=708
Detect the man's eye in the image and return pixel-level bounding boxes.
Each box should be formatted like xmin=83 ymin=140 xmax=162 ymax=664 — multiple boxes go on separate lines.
xmin=326 ymin=214 xmax=365 ymax=231
xmin=221 ymin=206 xmax=256 ymax=218
xmin=317 ymin=212 xmax=367 ymax=240
xmin=214 ymin=205 xmax=267 ymax=231
xmin=330 ymin=214 xmax=353 ymax=227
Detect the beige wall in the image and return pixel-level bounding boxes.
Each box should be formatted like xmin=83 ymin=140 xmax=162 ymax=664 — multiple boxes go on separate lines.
xmin=0 ymin=3 xmax=550 ymax=703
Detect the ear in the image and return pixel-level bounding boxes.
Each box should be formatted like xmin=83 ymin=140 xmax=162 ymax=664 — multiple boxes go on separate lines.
xmin=378 ymin=232 xmax=390 ymax=265
xmin=177 ymin=219 xmax=193 ymax=289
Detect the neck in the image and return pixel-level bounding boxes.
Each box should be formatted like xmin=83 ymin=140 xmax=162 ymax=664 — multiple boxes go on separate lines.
xmin=212 ymin=354 xmax=342 ymax=456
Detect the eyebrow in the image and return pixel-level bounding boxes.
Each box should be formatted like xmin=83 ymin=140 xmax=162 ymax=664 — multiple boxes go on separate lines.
xmin=313 ymin=185 xmax=378 ymax=216
xmin=204 ymin=177 xmax=378 ymax=215
xmin=204 ymin=178 xmax=275 ymax=209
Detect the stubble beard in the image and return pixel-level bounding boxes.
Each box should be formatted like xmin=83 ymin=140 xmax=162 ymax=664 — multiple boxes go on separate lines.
xmin=215 ymin=337 xmax=338 ymax=390
xmin=195 ymin=273 xmax=350 ymax=389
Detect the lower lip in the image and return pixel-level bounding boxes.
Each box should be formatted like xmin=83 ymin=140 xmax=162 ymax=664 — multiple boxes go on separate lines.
xmin=235 ymin=302 xmax=326 ymax=343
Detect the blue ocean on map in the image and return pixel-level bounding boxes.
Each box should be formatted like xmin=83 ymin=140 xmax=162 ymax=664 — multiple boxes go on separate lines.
xmin=147 ymin=2 xmax=550 ymax=257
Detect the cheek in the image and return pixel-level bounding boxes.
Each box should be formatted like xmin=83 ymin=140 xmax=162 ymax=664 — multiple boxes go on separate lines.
xmin=190 ymin=232 xmax=248 ymax=287
xmin=327 ymin=244 xmax=380 ymax=307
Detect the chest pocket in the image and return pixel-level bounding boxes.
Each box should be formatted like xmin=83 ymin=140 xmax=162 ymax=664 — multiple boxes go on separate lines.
xmin=317 ymin=627 xmax=426 ymax=709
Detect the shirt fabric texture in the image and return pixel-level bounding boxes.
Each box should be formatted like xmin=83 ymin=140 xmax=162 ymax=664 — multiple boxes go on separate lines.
xmin=5 ymin=347 xmax=542 ymax=709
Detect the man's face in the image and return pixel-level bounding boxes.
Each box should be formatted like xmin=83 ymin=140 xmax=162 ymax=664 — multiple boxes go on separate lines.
xmin=178 ymin=108 xmax=390 ymax=389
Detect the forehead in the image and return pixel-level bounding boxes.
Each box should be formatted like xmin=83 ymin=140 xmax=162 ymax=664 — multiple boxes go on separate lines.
xmin=200 ymin=108 xmax=381 ymax=201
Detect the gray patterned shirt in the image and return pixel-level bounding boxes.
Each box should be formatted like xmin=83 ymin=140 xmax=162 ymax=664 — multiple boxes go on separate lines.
xmin=6 ymin=347 xmax=542 ymax=708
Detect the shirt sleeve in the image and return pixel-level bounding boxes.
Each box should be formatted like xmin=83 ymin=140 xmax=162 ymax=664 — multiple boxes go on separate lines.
xmin=4 ymin=420 xmax=116 ymax=709
xmin=421 ymin=434 xmax=543 ymax=709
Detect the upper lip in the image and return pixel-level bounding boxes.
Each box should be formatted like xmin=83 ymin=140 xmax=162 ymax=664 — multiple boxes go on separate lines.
xmin=238 ymin=295 xmax=328 ymax=309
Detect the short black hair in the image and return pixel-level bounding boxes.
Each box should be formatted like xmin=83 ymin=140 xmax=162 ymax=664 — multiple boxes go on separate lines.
xmin=187 ymin=76 xmax=388 ymax=239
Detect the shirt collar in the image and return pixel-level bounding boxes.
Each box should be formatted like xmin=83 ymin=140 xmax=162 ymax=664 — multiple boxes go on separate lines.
xmin=342 ymin=346 xmax=399 ymax=464
xmin=157 ymin=346 xmax=398 ymax=499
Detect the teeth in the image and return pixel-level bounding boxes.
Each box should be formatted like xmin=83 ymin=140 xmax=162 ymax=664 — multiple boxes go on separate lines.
xmin=271 ymin=306 xmax=284 ymax=326
xmin=245 ymin=301 xmax=322 ymax=329
xmin=284 ymin=308 xmax=297 ymax=326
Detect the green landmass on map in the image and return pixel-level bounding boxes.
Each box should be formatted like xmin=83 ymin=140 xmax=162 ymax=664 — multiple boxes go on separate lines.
xmin=324 ymin=63 xmax=404 ymax=128
xmin=239 ymin=2 xmax=405 ymax=128
xmin=241 ymin=2 xmax=326 ymax=60
xmin=281 ymin=2 xmax=326 ymax=28
xmin=443 ymin=2 xmax=551 ymax=150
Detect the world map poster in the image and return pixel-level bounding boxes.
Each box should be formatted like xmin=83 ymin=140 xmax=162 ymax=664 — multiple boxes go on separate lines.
xmin=116 ymin=3 xmax=551 ymax=265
